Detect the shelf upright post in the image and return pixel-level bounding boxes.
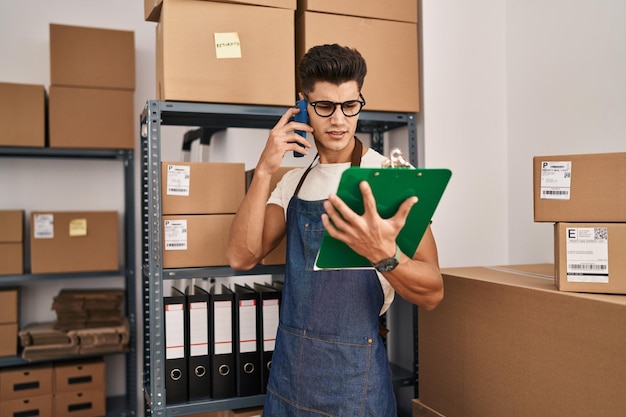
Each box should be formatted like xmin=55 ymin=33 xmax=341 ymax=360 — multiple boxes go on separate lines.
xmin=141 ymin=100 xmax=167 ymax=416
xmin=122 ymin=148 xmax=138 ymax=416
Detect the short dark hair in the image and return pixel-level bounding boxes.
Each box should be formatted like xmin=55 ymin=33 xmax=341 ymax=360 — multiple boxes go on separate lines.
xmin=298 ymin=44 xmax=367 ymax=95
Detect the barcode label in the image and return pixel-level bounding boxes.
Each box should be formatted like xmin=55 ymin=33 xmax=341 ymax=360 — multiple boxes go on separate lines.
xmin=164 ymin=219 xmax=188 ymax=251
xmin=166 ymin=165 xmax=191 ymax=196
xmin=540 ymin=161 xmax=572 ymax=200
xmin=565 ymin=227 xmax=609 ymax=283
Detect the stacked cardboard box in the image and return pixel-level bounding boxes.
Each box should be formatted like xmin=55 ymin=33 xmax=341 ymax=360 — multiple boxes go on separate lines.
xmin=533 ymin=152 xmax=626 ymax=293
xmin=0 ymin=210 xmax=24 ymax=275
xmin=0 ymin=364 xmax=54 ymax=417
xmin=148 ymin=0 xmax=296 ymax=105
xmin=161 ymin=162 xmax=246 ymax=268
xmin=53 ymin=359 xmax=106 ymax=417
xmin=0 ymin=360 xmax=106 ymax=417
xmin=296 ymin=0 xmax=420 ymax=112
xmin=0 ymin=289 xmax=19 ymax=357
xmin=0 ymin=83 xmax=46 ymax=148
xmin=48 ymin=23 xmax=135 ymax=149
xmin=29 ymin=211 xmax=119 ymax=274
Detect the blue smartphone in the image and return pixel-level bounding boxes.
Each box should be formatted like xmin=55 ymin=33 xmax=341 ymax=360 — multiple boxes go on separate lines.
xmin=293 ymin=99 xmax=308 ymax=157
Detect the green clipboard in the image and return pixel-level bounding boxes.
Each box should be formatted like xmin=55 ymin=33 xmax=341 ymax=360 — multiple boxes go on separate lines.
xmin=314 ymin=166 xmax=452 ymax=270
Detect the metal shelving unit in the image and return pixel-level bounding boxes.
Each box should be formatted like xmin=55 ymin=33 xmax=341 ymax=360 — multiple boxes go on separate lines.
xmin=0 ymin=146 xmax=137 ymax=417
xmin=140 ymin=99 xmax=419 ymax=416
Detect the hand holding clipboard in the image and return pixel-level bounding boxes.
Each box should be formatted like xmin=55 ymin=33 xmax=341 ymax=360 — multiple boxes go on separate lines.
xmin=315 ymin=149 xmax=451 ymax=270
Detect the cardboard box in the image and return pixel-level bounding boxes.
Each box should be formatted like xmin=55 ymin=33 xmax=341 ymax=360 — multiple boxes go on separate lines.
xmin=246 ymin=167 xmax=297 ymax=265
xmin=0 ymin=323 xmax=18 ymax=357
xmin=533 ymin=152 xmax=626 ymax=222
xmin=0 ymin=394 xmax=53 ymax=417
xmin=0 ymin=210 xmax=23 ymax=243
xmin=162 ymin=214 xmax=234 ymax=268
xmin=30 ymin=211 xmax=119 ymax=274
xmin=298 ymin=0 xmax=418 ymax=23
xmin=0 ymin=289 xmax=18 ymax=323
xmin=0 ymin=365 xmax=53 ymax=400
xmin=296 ymin=12 xmax=419 ymax=112
xmin=157 ymin=0 xmax=295 ymax=105
xmin=53 ymin=389 xmax=106 ymax=417
xmin=145 ymin=0 xmax=296 ymax=21
xmin=48 ymin=86 xmax=134 ymax=149
xmin=54 ymin=360 xmax=105 ymax=393
xmin=0 ymin=243 xmax=23 ymax=275
xmin=50 ymin=23 xmax=135 ymax=90
xmin=162 ymin=162 xmax=245 ymax=215
xmin=554 ymin=222 xmax=626 ymax=294
xmin=419 ymin=264 xmax=626 ymax=417
xmin=0 ymin=83 xmax=46 ymax=148
xmin=0 ymin=210 xmax=24 ymax=275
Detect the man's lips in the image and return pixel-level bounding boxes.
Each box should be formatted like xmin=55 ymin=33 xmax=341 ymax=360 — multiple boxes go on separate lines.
xmin=327 ymin=130 xmax=346 ymax=138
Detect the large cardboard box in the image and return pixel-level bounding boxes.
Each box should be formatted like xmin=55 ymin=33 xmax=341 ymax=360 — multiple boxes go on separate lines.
xmin=145 ymin=0 xmax=296 ymax=21
xmin=0 ymin=364 xmax=53 ymax=400
xmin=162 ymin=214 xmax=234 ymax=268
xmin=157 ymin=0 xmax=295 ymax=105
xmin=298 ymin=0 xmax=418 ymax=23
xmin=0 ymin=284 xmax=18 ymax=357
xmin=0 ymin=83 xmax=46 ymax=148
xmin=419 ymin=264 xmax=626 ymax=417
xmin=533 ymin=152 xmax=626 ymax=222
xmin=54 ymin=359 xmax=105 ymax=393
xmin=49 ymin=86 xmax=134 ymax=149
xmin=296 ymin=12 xmax=419 ymax=112
xmin=0 ymin=394 xmax=53 ymax=417
xmin=554 ymin=222 xmax=626 ymax=294
xmin=162 ymin=162 xmax=245 ymax=215
xmin=0 ymin=210 xmax=24 ymax=275
xmin=50 ymin=23 xmax=135 ymax=90
xmin=53 ymin=389 xmax=106 ymax=417
xmin=0 ymin=323 xmax=18 ymax=357
xmin=0 ymin=289 xmax=18 ymax=324
xmin=30 ymin=211 xmax=119 ymax=274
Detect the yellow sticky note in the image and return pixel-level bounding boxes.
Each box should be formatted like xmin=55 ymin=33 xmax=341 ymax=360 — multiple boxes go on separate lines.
xmin=69 ymin=218 xmax=87 ymax=237
xmin=214 ymin=32 xmax=242 ymax=59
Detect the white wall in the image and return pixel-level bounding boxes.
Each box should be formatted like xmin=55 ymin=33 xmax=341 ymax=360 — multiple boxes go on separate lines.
xmin=421 ymin=0 xmax=625 ymax=268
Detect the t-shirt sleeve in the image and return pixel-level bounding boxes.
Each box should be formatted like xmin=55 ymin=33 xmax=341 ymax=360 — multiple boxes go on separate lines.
xmin=267 ymin=168 xmax=303 ymax=209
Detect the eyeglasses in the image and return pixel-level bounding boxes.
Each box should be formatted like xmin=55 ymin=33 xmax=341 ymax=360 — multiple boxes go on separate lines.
xmin=304 ymin=93 xmax=366 ymax=118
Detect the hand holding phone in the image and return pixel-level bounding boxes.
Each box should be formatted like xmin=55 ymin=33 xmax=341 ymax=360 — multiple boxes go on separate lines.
xmin=293 ymin=99 xmax=308 ymax=157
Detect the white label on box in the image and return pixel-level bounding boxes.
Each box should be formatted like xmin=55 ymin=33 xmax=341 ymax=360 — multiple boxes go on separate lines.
xmin=214 ymin=32 xmax=242 ymax=59
xmin=164 ymin=219 xmax=188 ymax=251
xmin=540 ymin=161 xmax=572 ymax=200
xmin=565 ymin=227 xmax=609 ymax=283
xmin=166 ymin=164 xmax=190 ymax=196
xmin=33 ymin=214 xmax=54 ymax=239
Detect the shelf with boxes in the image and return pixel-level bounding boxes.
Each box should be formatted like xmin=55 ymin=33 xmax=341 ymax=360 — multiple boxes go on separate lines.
xmin=0 ymin=146 xmax=137 ymax=417
xmin=140 ymin=99 xmax=419 ymax=416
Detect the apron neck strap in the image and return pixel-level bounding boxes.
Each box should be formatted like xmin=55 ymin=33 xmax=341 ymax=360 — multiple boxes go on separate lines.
xmin=293 ymin=137 xmax=363 ymax=197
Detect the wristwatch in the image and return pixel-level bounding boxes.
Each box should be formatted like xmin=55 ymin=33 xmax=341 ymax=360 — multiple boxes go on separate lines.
xmin=372 ymin=245 xmax=402 ymax=273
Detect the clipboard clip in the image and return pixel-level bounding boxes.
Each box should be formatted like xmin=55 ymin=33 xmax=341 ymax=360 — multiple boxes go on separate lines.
xmin=381 ymin=147 xmax=412 ymax=168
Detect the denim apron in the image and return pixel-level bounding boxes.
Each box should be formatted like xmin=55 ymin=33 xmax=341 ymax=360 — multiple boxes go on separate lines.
xmin=263 ymin=139 xmax=397 ymax=417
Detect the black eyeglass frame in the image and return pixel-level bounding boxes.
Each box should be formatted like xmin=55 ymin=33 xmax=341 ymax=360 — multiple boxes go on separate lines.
xmin=303 ymin=93 xmax=367 ymax=118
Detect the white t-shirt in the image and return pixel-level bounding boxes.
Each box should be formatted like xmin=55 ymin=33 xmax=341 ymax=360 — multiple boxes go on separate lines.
xmin=267 ymin=148 xmax=395 ymax=315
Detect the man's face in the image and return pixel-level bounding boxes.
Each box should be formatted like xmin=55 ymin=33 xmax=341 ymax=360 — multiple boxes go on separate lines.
xmin=305 ymin=80 xmax=361 ymax=158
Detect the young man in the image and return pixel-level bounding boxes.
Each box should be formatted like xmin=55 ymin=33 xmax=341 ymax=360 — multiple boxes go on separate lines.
xmin=227 ymin=44 xmax=443 ymax=417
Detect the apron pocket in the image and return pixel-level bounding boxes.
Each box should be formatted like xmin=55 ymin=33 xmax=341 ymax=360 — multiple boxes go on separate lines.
xmin=270 ymin=326 xmax=374 ymax=417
